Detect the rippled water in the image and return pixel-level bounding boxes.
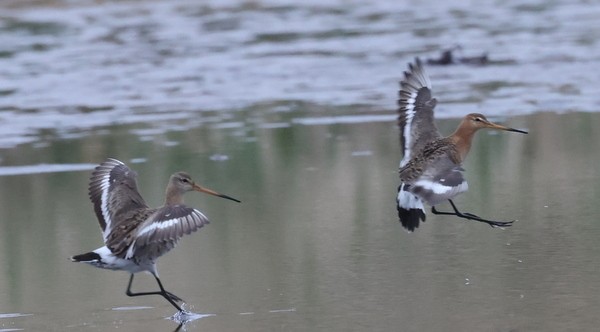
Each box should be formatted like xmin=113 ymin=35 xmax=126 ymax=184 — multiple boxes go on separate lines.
xmin=1 ymin=0 xmax=600 ymax=148
xmin=1 ymin=0 xmax=600 ymax=331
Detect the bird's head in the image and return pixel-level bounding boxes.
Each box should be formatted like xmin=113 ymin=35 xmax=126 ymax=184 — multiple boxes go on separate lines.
xmin=167 ymin=172 xmax=241 ymax=204
xmin=465 ymin=113 xmax=528 ymax=134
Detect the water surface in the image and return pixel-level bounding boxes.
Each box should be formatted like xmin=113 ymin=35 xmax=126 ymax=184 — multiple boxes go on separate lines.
xmin=1 ymin=0 xmax=600 ymax=331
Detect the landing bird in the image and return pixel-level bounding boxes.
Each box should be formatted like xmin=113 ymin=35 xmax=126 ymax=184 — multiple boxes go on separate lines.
xmin=71 ymin=158 xmax=240 ymax=311
xmin=396 ymin=59 xmax=527 ymax=232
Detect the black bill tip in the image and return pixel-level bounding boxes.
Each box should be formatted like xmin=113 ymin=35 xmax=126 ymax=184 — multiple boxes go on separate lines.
xmin=219 ymin=194 xmax=241 ymax=203
xmin=507 ymin=127 xmax=528 ymax=134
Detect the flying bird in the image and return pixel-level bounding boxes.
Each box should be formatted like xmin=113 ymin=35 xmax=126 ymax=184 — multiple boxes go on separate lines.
xmin=396 ymin=59 xmax=527 ymax=232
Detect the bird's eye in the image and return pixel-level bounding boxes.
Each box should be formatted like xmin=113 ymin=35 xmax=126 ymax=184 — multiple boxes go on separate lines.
xmin=180 ymin=178 xmax=190 ymax=183
xmin=474 ymin=117 xmax=482 ymax=122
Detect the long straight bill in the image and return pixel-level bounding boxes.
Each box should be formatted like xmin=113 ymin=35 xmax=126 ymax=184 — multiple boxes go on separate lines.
xmin=193 ymin=184 xmax=241 ymax=203
xmin=487 ymin=122 xmax=528 ymax=134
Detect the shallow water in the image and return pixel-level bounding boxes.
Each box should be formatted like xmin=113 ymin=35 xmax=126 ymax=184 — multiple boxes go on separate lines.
xmin=1 ymin=111 xmax=599 ymax=331
xmin=1 ymin=0 xmax=600 ymax=331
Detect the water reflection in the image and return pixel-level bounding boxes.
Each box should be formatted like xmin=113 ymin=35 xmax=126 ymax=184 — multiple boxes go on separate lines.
xmin=0 ymin=0 xmax=599 ymax=330
xmin=0 ymin=111 xmax=599 ymax=330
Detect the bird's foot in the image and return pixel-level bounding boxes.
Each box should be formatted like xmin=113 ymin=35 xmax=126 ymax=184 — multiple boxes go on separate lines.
xmin=463 ymin=212 xmax=482 ymax=219
xmin=460 ymin=212 xmax=514 ymax=228
xmin=431 ymin=203 xmax=515 ymax=229
xmin=165 ymin=291 xmax=184 ymax=303
xmin=484 ymin=219 xmax=515 ymax=228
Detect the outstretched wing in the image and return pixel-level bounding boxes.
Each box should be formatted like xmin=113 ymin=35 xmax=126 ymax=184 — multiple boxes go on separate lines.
xmin=125 ymin=205 xmax=210 ymax=260
xmin=398 ymin=58 xmax=441 ymax=167
xmin=397 ymin=58 xmax=442 ymax=231
xmin=88 ymin=158 xmax=149 ymax=242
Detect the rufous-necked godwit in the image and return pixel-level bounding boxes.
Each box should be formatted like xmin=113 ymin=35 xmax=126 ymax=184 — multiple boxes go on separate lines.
xmin=396 ymin=59 xmax=527 ymax=232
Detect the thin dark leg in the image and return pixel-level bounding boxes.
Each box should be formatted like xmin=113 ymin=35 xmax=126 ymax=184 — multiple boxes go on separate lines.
xmin=431 ymin=199 xmax=514 ymax=228
xmin=125 ymin=273 xmax=185 ymax=311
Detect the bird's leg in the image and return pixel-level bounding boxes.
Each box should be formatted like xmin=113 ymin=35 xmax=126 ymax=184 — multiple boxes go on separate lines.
xmin=125 ymin=273 xmax=185 ymax=312
xmin=431 ymin=200 xmax=514 ymax=228
xmin=153 ymin=274 xmax=185 ymax=311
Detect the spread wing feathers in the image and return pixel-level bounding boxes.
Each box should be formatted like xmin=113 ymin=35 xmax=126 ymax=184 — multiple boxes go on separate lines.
xmin=88 ymin=158 xmax=149 ymax=242
xmin=398 ymin=58 xmax=441 ymax=167
xmin=124 ymin=206 xmax=210 ymax=260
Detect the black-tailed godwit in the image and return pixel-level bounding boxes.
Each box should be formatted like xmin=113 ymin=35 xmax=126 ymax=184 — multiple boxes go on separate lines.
xmin=71 ymin=158 xmax=240 ymax=311
xmin=396 ymin=59 xmax=527 ymax=232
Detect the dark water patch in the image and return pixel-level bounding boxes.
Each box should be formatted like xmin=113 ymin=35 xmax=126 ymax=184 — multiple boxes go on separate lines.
xmin=358 ymin=12 xmax=388 ymax=22
xmin=0 ymin=89 xmax=17 ymax=96
xmin=250 ymin=27 xmax=393 ymax=45
xmin=202 ymin=17 xmax=241 ymax=32
xmin=470 ymin=81 xmax=528 ymax=94
xmin=412 ymin=26 xmax=448 ymax=38
xmin=553 ymin=84 xmax=580 ymax=95
xmin=0 ymin=18 xmax=67 ymax=36
xmin=252 ymin=32 xmax=303 ymax=44
xmin=512 ymin=3 xmax=554 ymax=13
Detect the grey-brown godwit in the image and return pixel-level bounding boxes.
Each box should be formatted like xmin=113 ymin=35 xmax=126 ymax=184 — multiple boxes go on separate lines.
xmin=71 ymin=158 xmax=240 ymax=311
xmin=396 ymin=59 xmax=527 ymax=232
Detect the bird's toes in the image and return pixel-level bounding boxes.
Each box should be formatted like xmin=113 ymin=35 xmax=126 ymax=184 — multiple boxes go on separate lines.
xmin=464 ymin=212 xmax=482 ymax=219
xmin=489 ymin=220 xmax=514 ymax=228
xmin=165 ymin=291 xmax=184 ymax=303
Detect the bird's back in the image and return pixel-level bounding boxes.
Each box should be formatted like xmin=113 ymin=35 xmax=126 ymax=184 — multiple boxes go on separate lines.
xmin=105 ymin=207 xmax=157 ymax=259
xmin=400 ymin=138 xmax=468 ymax=206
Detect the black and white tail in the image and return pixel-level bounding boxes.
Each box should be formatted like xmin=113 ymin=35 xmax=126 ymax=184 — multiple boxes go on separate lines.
xmin=71 ymin=251 xmax=101 ymax=262
xmin=397 ymin=184 xmax=426 ymax=232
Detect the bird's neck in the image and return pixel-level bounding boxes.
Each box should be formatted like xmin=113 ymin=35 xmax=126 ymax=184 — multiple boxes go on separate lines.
xmin=164 ymin=187 xmax=185 ymax=206
xmin=449 ymin=123 xmax=479 ymax=162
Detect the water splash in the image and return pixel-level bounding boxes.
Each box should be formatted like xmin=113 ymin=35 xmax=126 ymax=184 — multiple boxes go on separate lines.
xmin=169 ymin=309 xmax=215 ymax=325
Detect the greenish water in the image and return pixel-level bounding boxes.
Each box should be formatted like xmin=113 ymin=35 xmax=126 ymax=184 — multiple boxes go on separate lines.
xmin=2 ymin=0 xmax=600 ymax=330
xmin=1 ymin=111 xmax=599 ymax=331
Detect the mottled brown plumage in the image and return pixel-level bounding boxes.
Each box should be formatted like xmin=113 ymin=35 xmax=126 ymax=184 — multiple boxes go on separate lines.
xmin=396 ymin=59 xmax=527 ymax=231
xmin=399 ymin=137 xmax=460 ymax=183
xmin=72 ymin=158 xmax=240 ymax=312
